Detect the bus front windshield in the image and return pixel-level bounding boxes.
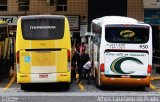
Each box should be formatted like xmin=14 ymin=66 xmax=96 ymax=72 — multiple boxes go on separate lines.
xmin=105 ymin=25 xmax=149 ymax=44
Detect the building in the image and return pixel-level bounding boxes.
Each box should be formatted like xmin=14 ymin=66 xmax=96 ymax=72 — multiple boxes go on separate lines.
xmin=0 ymin=0 xmax=160 ymax=50
xmin=0 ymin=0 xmax=87 ymax=40
xmin=143 ymin=0 xmax=160 ymax=58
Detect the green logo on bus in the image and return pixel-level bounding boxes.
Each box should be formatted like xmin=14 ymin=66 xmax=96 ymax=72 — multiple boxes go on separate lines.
xmin=120 ymin=30 xmax=135 ymax=38
xmin=110 ymin=57 xmax=143 ymax=74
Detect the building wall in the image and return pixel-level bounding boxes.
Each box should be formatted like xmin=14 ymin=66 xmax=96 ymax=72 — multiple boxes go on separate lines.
xmin=0 ymin=0 xmax=146 ymax=24
xmin=127 ymin=0 xmax=144 ymax=21
xmin=0 ymin=0 xmax=88 ymax=23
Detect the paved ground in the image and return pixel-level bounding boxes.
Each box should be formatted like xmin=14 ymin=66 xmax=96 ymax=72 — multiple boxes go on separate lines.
xmin=1 ymin=65 xmax=160 ymax=102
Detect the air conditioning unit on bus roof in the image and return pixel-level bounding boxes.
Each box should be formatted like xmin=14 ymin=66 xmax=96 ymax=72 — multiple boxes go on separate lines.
xmin=95 ymin=16 xmax=139 ymax=24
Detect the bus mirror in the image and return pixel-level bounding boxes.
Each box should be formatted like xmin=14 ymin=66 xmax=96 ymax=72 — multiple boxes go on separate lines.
xmin=85 ymin=32 xmax=95 ymax=37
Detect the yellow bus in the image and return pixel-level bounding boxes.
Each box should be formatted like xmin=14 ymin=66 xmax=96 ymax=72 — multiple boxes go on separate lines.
xmin=16 ymin=15 xmax=71 ymax=90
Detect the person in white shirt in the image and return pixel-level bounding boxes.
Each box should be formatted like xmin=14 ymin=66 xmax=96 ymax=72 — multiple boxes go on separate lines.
xmin=78 ymin=57 xmax=92 ymax=84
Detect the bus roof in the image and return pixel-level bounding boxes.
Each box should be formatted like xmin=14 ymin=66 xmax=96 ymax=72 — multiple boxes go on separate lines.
xmin=92 ymin=16 xmax=146 ymax=26
xmin=20 ymin=15 xmax=66 ymax=19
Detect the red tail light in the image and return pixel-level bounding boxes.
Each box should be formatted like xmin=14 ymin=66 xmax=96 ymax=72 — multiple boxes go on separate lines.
xmin=67 ymin=50 xmax=71 ymax=71
xmin=16 ymin=51 xmax=20 ymax=72
xmin=100 ymin=63 xmax=104 ymax=72
xmin=147 ymin=65 xmax=152 ymax=74
xmin=16 ymin=51 xmax=20 ymax=64
xmin=67 ymin=50 xmax=71 ymax=62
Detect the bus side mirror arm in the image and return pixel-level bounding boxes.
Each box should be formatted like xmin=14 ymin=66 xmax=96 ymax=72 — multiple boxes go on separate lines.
xmin=85 ymin=32 xmax=95 ymax=37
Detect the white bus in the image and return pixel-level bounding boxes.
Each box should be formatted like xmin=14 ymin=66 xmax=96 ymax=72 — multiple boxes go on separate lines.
xmin=89 ymin=16 xmax=152 ymax=88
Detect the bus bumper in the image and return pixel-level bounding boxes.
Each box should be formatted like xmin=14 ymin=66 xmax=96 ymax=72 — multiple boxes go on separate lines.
xmin=100 ymin=74 xmax=151 ymax=87
xmin=17 ymin=72 xmax=71 ymax=83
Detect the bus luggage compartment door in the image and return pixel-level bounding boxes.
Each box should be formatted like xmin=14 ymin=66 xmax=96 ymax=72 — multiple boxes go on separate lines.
xmin=19 ymin=49 xmax=68 ymax=74
xmin=104 ymin=51 xmax=149 ymax=77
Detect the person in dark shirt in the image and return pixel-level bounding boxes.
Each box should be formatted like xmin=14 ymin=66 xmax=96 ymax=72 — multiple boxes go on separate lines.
xmin=71 ymin=43 xmax=81 ymax=80
xmin=78 ymin=55 xmax=92 ymax=84
xmin=78 ymin=51 xmax=90 ymax=81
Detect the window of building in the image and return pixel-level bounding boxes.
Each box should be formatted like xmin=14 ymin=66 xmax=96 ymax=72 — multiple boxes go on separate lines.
xmin=0 ymin=0 xmax=7 ymax=11
xmin=18 ymin=0 xmax=29 ymax=11
xmin=157 ymin=0 xmax=160 ymax=2
xmin=56 ymin=0 xmax=67 ymax=11
xmin=50 ymin=0 xmax=56 ymax=6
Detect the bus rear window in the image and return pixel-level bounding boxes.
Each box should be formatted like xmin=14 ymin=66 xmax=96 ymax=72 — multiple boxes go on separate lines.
xmin=105 ymin=26 xmax=149 ymax=43
xmin=21 ymin=17 xmax=64 ymax=40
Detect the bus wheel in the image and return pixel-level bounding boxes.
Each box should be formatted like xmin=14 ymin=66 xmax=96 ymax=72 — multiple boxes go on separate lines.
xmin=64 ymin=83 xmax=70 ymax=89
xmin=21 ymin=84 xmax=28 ymax=90
xmin=156 ymin=67 xmax=160 ymax=73
xmin=138 ymin=86 xmax=146 ymax=91
xmin=95 ymin=75 xmax=103 ymax=89
xmin=95 ymin=75 xmax=99 ymax=88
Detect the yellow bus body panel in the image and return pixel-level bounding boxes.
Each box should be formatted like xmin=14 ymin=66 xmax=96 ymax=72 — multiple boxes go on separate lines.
xmin=17 ymin=71 xmax=71 ymax=83
xmin=16 ymin=17 xmax=71 ymax=51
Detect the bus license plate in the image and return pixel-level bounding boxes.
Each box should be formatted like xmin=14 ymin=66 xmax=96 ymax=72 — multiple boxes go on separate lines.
xmin=39 ymin=75 xmax=48 ymax=78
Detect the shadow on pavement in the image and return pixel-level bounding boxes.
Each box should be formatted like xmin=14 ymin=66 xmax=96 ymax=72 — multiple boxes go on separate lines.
xmin=22 ymin=83 xmax=70 ymax=92
xmin=98 ymin=86 xmax=146 ymax=92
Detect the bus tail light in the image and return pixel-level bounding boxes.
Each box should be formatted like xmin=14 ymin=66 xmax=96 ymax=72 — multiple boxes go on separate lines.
xmin=100 ymin=63 xmax=104 ymax=72
xmin=67 ymin=50 xmax=71 ymax=71
xmin=67 ymin=50 xmax=71 ymax=62
xmin=16 ymin=51 xmax=20 ymax=72
xmin=147 ymin=65 xmax=152 ymax=74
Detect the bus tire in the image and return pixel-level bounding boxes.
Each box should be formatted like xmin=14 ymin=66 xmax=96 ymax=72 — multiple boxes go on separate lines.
xmin=96 ymin=80 xmax=99 ymax=88
xmin=137 ymin=86 xmax=146 ymax=91
xmin=21 ymin=84 xmax=28 ymax=90
xmin=96 ymin=75 xmax=103 ymax=89
xmin=95 ymin=74 xmax=99 ymax=88
xmin=156 ymin=67 xmax=160 ymax=73
xmin=64 ymin=83 xmax=70 ymax=89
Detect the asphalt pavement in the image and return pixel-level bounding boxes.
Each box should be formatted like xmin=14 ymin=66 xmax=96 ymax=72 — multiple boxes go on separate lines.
xmin=1 ymin=65 xmax=160 ymax=102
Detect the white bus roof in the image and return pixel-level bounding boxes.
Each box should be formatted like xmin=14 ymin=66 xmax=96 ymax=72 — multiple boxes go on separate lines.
xmin=92 ymin=16 xmax=146 ymax=26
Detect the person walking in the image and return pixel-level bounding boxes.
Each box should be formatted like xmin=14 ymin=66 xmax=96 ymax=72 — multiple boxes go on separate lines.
xmin=78 ymin=56 xmax=92 ymax=84
xmin=79 ymin=50 xmax=89 ymax=78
